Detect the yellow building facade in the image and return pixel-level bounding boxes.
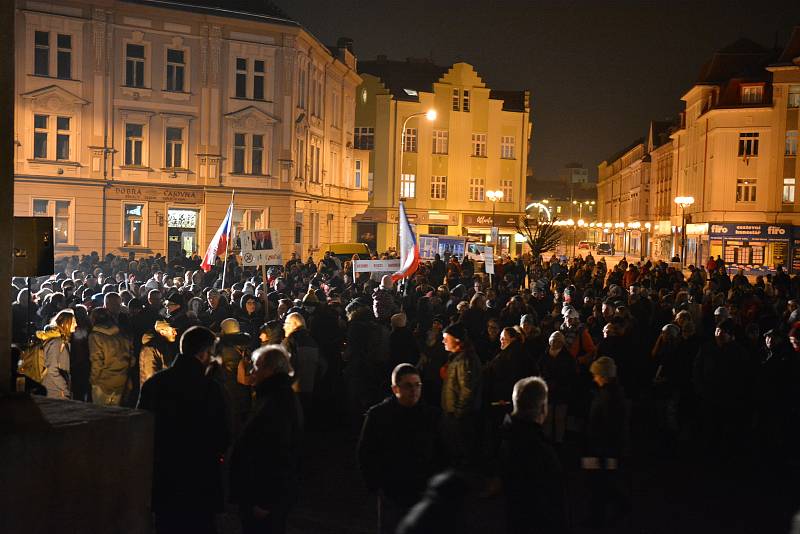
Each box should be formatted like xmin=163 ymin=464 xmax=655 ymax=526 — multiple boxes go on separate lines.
xmin=353 ymin=59 xmax=531 ymax=255
xmin=13 ymin=0 xmax=368 ymax=262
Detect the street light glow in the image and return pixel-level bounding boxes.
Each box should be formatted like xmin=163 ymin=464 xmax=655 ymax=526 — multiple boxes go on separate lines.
xmin=674 ymin=196 xmax=695 ymax=207
xmin=426 ymin=109 xmax=437 ymax=121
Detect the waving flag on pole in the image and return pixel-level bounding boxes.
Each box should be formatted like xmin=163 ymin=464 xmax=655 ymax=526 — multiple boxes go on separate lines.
xmin=391 ymin=201 xmax=420 ymax=282
xmin=201 ymin=201 xmax=234 ymax=272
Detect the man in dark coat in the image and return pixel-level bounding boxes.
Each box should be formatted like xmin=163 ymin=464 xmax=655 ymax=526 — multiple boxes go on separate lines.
xmin=500 ymin=376 xmax=568 ymax=534
xmin=137 ymin=326 xmax=230 ymax=534
xmin=358 ymin=364 xmax=443 ymax=534
xmin=229 ymin=344 xmax=303 ymax=534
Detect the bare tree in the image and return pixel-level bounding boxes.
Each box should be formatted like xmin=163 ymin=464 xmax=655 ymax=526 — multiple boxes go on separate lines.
xmin=515 ymin=215 xmax=562 ymax=269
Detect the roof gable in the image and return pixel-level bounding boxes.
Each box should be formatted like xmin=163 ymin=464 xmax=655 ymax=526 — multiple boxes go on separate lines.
xmin=21 ymin=85 xmax=89 ymax=106
xmin=440 ymin=63 xmax=486 ymax=88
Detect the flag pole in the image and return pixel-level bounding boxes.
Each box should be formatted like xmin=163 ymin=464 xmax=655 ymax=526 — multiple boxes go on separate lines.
xmin=221 ymin=189 xmax=235 ymax=290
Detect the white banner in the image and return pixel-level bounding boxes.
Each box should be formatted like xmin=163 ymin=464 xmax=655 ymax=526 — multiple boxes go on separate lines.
xmin=239 ymin=229 xmax=283 ymax=266
xmin=353 ymin=259 xmax=401 ymax=273
xmin=484 ymin=247 xmax=495 ymax=275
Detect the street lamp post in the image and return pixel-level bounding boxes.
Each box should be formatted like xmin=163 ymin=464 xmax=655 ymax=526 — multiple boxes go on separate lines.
xmin=487 ymin=189 xmax=504 ymax=257
xmin=397 ymin=109 xmax=437 ymax=202
xmin=674 ymin=196 xmax=695 ymax=268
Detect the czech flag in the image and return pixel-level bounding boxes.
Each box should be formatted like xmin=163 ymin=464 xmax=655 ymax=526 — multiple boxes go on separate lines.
xmin=391 ymin=201 xmax=420 ymax=282
xmin=201 ymin=201 xmax=233 ymax=272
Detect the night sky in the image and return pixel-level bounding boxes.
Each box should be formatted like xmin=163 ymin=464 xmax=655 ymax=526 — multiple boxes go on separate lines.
xmin=270 ymin=0 xmax=800 ymax=183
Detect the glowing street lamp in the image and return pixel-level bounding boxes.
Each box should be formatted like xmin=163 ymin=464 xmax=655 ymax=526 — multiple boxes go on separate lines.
xmin=487 ymin=189 xmax=504 ymax=255
xmin=674 ymin=196 xmax=695 ymax=268
xmin=398 ymin=109 xmax=437 ymax=201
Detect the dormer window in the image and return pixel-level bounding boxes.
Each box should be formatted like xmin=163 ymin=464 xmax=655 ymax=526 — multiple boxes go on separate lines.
xmin=741 ymin=85 xmax=763 ymax=105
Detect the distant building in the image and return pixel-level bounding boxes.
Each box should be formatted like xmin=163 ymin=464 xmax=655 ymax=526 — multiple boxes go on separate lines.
xmin=354 ymin=57 xmax=531 ymax=256
xmin=13 ymin=0 xmax=367 ymax=262
xmin=558 ymin=163 xmax=589 ymax=185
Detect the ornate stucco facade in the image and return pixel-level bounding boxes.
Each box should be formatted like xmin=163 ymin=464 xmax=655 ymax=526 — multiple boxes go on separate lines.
xmin=14 ymin=0 xmax=368 ymax=262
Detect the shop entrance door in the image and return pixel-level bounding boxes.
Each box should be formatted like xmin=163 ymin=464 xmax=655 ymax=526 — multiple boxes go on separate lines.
xmin=168 ymin=208 xmax=199 ymax=261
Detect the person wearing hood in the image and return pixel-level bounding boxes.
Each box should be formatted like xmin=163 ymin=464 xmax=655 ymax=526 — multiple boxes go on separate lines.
xmin=139 ymin=320 xmax=178 ymax=386
xmin=38 ymin=309 xmax=77 ymax=399
xmin=89 ymin=307 xmax=134 ymax=406
xmin=237 ymin=294 xmax=262 ymax=346
xmin=283 ymin=312 xmax=322 ymax=424
xmin=215 ymin=318 xmax=253 ymax=437
xmin=499 ymin=377 xmax=568 ymax=534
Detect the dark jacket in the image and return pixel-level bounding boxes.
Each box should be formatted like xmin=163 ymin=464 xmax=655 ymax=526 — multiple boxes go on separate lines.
xmin=483 ymin=342 xmax=540 ymax=405
xmin=585 ymin=381 xmax=627 ymax=459
xmin=213 ymin=332 xmax=253 ymax=435
xmin=500 ymin=416 xmax=568 ymax=534
xmin=358 ymin=396 xmax=443 ymax=507
xmin=539 ymin=346 xmax=576 ymax=405
xmin=390 ymin=326 xmax=421 ymax=368
xmin=137 ymin=354 xmax=230 ymax=514
xmin=229 ymin=373 xmax=303 ymax=513
xmin=441 ymin=347 xmax=482 ymax=417
xmin=285 ymin=327 xmax=322 ymax=394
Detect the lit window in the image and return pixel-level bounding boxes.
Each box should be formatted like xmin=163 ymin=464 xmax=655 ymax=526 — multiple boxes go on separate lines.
xmin=431 ymin=175 xmax=447 ymax=199
xmin=354 ymin=159 xmax=362 ymax=188
xmin=166 ymin=49 xmax=185 ymax=92
xmin=501 ymin=179 xmax=513 ymax=202
xmin=501 ymin=136 xmax=515 ymax=159
xmin=738 ymin=132 xmax=759 ymax=158
xmin=403 ymin=128 xmax=417 ymax=152
xmin=736 ymin=179 xmax=757 ymax=203
xmin=165 ymin=127 xmax=183 ymax=168
xmin=783 ymin=178 xmax=795 ymax=203
xmin=125 ymin=124 xmax=144 ymax=166
xmin=740 ymin=85 xmax=763 ymax=104
xmin=469 ymin=177 xmax=485 ymax=201
xmin=403 ymin=88 xmax=418 ymax=96
xmin=432 ymin=130 xmax=449 ymax=154
xmin=462 ymin=89 xmax=470 ymax=112
xmin=124 ymin=204 xmax=144 ymax=246
xmin=34 ymin=31 xmax=49 ymax=76
xmin=786 ymin=130 xmax=798 ymax=156
xmin=400 ymin=173 xmax=416 ymax=199
xmin=125 ymin=44 xmax=146 ymax=88
xmin=452 ymin=88 xmax=459 ymax=111
xmin=471 ymin=133 xmax=487 ymax=157
xmin=33 ymin=199 xmax=71 ymax=244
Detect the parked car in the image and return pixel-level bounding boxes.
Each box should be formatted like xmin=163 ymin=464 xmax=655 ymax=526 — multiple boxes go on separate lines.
xmin=578 ymin=240 xmax=594 ymax=250
xmin=596 ymin=242 xmax=613 ymax=255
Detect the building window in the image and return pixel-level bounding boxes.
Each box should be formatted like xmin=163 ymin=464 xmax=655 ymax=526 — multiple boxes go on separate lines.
xmin=165 ymin=127 xmax=183 ymax=168
xmin=403 ymin=128 xmax=417 ymax=152
xmin=786 ymin=130 xmax=798 ymax=156
xmin=789 ymin=85 xmax=800 ymax=109
xmin=469 ymin=177 xmax=485 ymax=201
xmin=166 ymin=48 xmax=185 ymax=92
xmin=125 ymin=44 xmax=146 ymax=88
xmin=400 ymin=173 xmax=416 ymax=199
xmin=56 ymin=34 xmax=72 ymax=80
xmin=472 ymin=133 xmax=487 ymax=157
xmin=354 ymin=159 xmax=362 ymax=188
xmin=34 ymin=31 xmax=49 ymax=76
xmin=33 ymin=114 xmax=48 ymax=159
xmin=331 ymin=90 xmax=341 ymax=128
xmin=235 ymin=58 xmax=247 ymax=98
xmin=330 ymin=149 xmax=339 ymax=184
xmin=56 ymin=117 xmax=70 ymax=161
xmin=741 ymin=85 xmax=763 ymax=104
xmin=298 ymin=65 xmax=307 ymax=109
xmin=736 ymin=179 xmax=756 ymax=203
xmin=428 ymin=225 xmax=447 ymax=235
xmin=296 ymin=138 xmax=305 ymax=178
xmin=252 ymin=134 xmax=264 ymax=174
xmin=431 ymin=175 xmax=447 ymax=199
xmin=738 ymin=132 xmax=759 ymax=158
xmin=462 ymin=89 xmax=470 ymax=112
xmin=125 ymin=124 xmax=144 ymax=166
xmin=501 ymin=179 xmax=513 ymax=202
xmin=233 ymin=133 xmax=246 ymax=174
xmin=123 ymin=204 xmax=144 ymax=246
xmin=501 ymin=136 xmax=515 ymax=159
xmin=33 ymin=199 xmax=71 ymax=244
xmin=368 ymin=172 xmax=374 ymax=199
xmin=311 ymin=212 xmax=320 ymax=249
xmin=232 ymin=133 xmax=265 ymax=175
xmin=432 ymin=130 xmax=449 ymax=154
xmin=311 ymin=144 xmax=321 ymax=183
xmin=354 ymin=127 xmax=374 ymax=150
xmin=452 ymin=88 xmax=459 ymax=111
xmin=253 ymin=60 xmax=265 ymax=100
xmin=783 ymin=178 xmax=796 ymax=203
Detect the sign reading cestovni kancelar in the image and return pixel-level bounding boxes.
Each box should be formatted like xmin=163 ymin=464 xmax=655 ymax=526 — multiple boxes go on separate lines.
xmin=239 ymin=229 xmax=283 ymax=266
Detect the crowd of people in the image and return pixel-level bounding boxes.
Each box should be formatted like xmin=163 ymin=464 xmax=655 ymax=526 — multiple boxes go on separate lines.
xmin=10 ymin=247 xmax=800 ymax=533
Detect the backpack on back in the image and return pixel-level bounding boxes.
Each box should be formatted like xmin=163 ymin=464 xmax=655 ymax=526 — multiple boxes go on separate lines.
xmin=19 ymin=342 xmax=47 ymax=383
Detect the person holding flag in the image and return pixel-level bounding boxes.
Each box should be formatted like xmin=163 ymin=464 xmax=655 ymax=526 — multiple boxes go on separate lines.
xmin=201 ymin=196 xmax=235 ymax=289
